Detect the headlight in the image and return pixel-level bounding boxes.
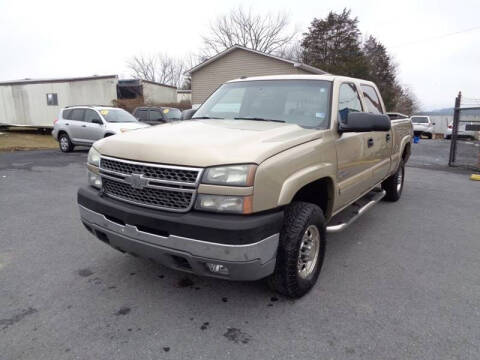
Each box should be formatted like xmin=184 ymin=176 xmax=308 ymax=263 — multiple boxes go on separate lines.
xmin=87 ymin=147 xmax=101 ymax=167
xmin=195 ymin=194 xmax=252 ymax=214
xmin=202 ymin=164 xmax=256 ymax=186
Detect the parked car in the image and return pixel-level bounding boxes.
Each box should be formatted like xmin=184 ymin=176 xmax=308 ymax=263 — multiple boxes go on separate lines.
xmin=52 ymin=106 xmax=150 ymax=152
xmin=411 ymin=115 xmax=434 ymax=138
xmin=77 ymin=75 xmax=412 ymax=298
xmin=444 ymin=122 xmax=477 ymax=140
xmin=132 ymin=106 xmax=182 ymax=125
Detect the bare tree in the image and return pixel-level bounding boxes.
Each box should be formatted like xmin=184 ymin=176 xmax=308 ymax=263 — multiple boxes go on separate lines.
xmin=202 ymin=7 xmax=297 ymax=56
xmin=127 ymin=53 xmax=187 ymax=88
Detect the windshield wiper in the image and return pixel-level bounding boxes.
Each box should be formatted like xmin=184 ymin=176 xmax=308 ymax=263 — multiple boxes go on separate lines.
xmin=192 ymin=116 xmax=224 ymax=119
xmin=234 ymin=117 xmax=285 ymax=123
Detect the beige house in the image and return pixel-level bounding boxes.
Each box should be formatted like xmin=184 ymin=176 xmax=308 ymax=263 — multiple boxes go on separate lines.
xmin=186 ymin=45 xmax=327 ymax=105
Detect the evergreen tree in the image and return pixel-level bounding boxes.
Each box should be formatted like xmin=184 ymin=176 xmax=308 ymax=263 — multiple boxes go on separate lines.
xmin=301 ymin=9 xmax=368 ymax=78
xmin=362 ymin=35 xmax=397 ymax=111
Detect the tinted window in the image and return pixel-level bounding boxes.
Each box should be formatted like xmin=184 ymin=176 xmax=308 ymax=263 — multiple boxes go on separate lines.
xmin=150 ymin=110 xmax=164 ymax=121
xmin=338 ymin=83 xmax=362 ymax=122
xmin=70 ymin=109 xmax=85 ymax=121
xmin=361 ymin=85 xmax=383 ymax=114
xmin=194 ymin=80 xmax=332 ymax=129
xmin=84 ymin=109 xmax=101 ymax=123
xmin=62 ymin=109 xmax=73 ymax=120
xmin=136 ymin=109 xmax=149 ymax=121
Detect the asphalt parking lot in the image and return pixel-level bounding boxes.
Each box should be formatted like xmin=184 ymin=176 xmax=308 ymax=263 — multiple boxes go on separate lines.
xmin=1 ymin=142 xmax=479 ymax=360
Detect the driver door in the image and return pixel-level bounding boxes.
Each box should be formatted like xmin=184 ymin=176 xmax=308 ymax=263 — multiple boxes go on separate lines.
xmin=334 ymin=82 xmax=372 ymax=211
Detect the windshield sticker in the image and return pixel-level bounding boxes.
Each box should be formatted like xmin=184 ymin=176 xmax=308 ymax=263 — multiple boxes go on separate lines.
xmin=163 ymin=109 xmax=170 ymax=114
xmin=100 ymin=110 xmax=109 ymax=115
xmin=316 ymin=112 xmax=325 ymax=118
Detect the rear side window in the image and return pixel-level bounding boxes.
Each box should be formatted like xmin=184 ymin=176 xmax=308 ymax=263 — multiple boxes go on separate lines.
xmin=150 ymin=110 xmax=163 ymax=121
xmin=361 ymin=85 xmax=383 ymax=114
xmin=62 ymin=109 xmax=73 ymax=120
xmin=70 ymin=109 xmax=85 ymax=121
xmin=136 ymin=109 xmax=149 ymax=121
xmin=338 ymin=83 xmax=363 ymax=122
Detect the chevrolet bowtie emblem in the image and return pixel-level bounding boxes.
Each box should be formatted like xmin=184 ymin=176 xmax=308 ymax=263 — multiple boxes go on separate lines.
xmin=126 ymin=173 xmax=148 ymax=189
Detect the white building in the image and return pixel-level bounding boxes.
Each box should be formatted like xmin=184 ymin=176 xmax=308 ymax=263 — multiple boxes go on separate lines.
xmin=0 ymin=75 xmax=178 ymax=128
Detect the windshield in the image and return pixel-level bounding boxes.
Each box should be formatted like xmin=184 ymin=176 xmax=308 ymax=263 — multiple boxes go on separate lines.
xmin=193 ymin=80 xmax=332 ymax=129
xmin=411 ymin=116 xmax=429 ymax=124
xmin=163 ymin=108 xmax=182 ymax=120
xmin=100 ymin=109 xmax=138 ymax=123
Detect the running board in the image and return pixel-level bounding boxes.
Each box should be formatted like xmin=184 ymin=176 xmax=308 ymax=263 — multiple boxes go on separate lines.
xmin=326 ymin=189 xmax=386 ymax=233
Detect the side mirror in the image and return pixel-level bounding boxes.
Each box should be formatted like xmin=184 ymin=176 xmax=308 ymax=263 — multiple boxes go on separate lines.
xmin=432 ymin=122 xmax=436 ymax=126
xmin=182 ymin=109 xmax=197 ymax=120
xmin=338 ymin=112 xmax=391 ymax=133
xmin=92 ymin=118 xmax=103 ymax=125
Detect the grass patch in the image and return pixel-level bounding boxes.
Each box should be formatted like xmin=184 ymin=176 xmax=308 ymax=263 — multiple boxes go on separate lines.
xmin=0 ymin=128 xmax=58 ymax=152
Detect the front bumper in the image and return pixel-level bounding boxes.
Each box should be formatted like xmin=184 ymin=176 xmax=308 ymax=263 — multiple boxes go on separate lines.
xmin=78 ymin=186 xmax=283 ymax=281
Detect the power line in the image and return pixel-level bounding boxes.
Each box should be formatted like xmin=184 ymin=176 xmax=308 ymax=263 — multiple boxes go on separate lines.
xmin=391 ymin=25 xmax=480 ymax=48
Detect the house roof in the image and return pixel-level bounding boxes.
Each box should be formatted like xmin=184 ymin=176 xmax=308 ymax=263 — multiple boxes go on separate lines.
xmin=185 ymin=45 xmax=327 ymax=75
xmin=0 ymin=75 xmax=118 ymax=86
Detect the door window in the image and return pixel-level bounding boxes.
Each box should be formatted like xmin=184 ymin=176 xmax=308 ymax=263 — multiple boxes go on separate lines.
xmin=136 ymin=109 xmax=149 ymax=121
xmin=84 ymin=109 xmax=101 ymax=123
xmin=70 ymin=109 xmax=85 ymax=121
xmin=338 ymin=83 xmax=363 ymax=123
xmin=150 ymin=110 xmax=164 ymax=121
xmin=361 ymin=85 xmax=383 ymax=114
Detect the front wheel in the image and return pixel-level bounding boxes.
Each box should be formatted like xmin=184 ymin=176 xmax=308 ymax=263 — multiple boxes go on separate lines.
xmin=268 ymin=202 xmax=326 ymax=298
xmin=382 ymin=160 xmax=405 ymax=201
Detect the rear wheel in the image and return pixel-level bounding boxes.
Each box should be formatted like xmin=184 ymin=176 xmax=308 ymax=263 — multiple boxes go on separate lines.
xmin=382 ymin=160 xmax=405 ymax=201
xmin=58 ymin=133 xmax=74 ymax=152
xmin=268 ymin=202 xmax=326 ymax=298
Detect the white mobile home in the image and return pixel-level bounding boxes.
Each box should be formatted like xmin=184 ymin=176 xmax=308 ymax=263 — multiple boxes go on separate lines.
xmin=0 ymin=75 xmax=178 ymax=128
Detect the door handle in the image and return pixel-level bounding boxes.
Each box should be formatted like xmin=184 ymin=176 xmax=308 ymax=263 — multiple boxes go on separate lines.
xmin=367 ymin=138 xmax=374 ymax=148
xmin=65 ymin=123 xmax=69 ymax=126
xmin=81 ymin=125 xmax=86 ymax=127
xmin=386 ymin=133 xmax=391 ymax=142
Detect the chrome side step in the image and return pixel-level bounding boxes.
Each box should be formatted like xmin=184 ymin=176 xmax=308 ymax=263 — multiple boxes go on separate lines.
xmin=326 ymin=189 xmax=386 ymax=233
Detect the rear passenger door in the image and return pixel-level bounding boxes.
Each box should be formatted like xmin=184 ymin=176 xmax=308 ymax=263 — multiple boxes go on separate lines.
xmin=360 ymin=84 xmax=391 ymax=185
xmin=68 ymin=108 xmax=86 ymax=142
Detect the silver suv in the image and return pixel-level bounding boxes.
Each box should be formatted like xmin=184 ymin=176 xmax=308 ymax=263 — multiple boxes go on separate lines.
xmin=52 ymin=106 xmax=150 ymax=152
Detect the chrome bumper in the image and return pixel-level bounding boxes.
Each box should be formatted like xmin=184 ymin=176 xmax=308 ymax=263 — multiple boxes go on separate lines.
xmin=79 ymin=205 xmax=279 ymax=280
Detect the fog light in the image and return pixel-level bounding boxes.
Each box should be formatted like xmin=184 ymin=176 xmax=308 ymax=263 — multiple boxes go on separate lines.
xmin=206 ymin=263 xmax=229 ymax=275
xmin=88 ymin=171 xmax=102 ymax=189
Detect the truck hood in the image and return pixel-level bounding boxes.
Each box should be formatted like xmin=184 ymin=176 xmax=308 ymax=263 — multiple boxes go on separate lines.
xmin=95 ymin=119 xmax=323 ymax=167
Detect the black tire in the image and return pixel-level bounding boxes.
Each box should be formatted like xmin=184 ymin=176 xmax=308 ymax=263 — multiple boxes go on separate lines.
xmin=268 ymin=202 xmax=326 ymax=298
xmin=382 ymin=160 xmax=405 ymax=202
xmin=58 ymin=133 xmax=74 ymax=153
xmin=427 ymin=133 xmax=433 ymax=139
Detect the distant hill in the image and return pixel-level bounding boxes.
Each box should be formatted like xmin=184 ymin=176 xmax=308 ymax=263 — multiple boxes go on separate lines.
xmin=417 ymin=107 xmax=480 ymax=116
xmin=417 ymin=108 xmax=454 ymax=116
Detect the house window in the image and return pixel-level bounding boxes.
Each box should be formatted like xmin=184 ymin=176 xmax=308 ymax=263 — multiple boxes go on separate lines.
xmin=46 ymin=93 xmax=58 ymax=106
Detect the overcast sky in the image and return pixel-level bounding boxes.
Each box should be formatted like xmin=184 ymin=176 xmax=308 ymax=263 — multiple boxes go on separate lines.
xmin=0 ymin=0 xmax=478 ymax=110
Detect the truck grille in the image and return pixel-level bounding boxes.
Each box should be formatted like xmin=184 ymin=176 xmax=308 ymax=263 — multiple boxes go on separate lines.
xmin=101 ymin=158 xmax=199 ymax=184
xmin=102 ymin=179 xmax=194 ymax=210
xmin=99 ymin=157 xmax=202 ymax=212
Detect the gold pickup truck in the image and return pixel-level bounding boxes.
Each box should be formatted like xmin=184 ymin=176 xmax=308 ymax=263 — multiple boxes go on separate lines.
xmin=78 ymin=75 xmax=412 ymax=298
